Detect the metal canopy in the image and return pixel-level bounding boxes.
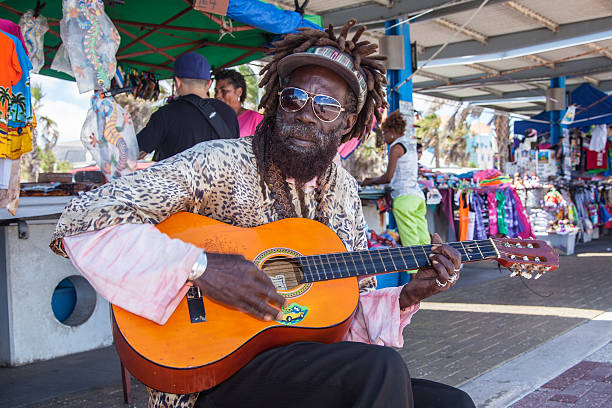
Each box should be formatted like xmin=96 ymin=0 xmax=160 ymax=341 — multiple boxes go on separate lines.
xmin=275 ymin=0 xmax=612 ymax=116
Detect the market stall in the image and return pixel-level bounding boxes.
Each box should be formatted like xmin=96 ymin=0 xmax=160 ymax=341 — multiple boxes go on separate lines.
xmin=508 ymin=82 xmax=612 ymax=255
xmin=0 ymin=0 xmax=322 ymax=366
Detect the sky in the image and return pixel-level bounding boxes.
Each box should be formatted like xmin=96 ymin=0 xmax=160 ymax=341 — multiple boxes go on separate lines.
xmin=32 ymin=73 xmax=92 ymax=143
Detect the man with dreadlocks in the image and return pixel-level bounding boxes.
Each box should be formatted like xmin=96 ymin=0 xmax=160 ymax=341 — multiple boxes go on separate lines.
xmin=49 ymin=20 xmax=474 ymax=408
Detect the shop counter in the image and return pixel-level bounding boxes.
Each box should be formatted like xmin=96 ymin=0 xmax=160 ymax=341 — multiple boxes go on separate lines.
xmin=359 ymin=188 xmax=387 ymax=234
xmin=0 ymin=196 xmax=112 ymax=366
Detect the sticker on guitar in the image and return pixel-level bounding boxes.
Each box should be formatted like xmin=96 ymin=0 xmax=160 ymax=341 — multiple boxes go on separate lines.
xmin=276 ymin=303 xmax=309 ymax=325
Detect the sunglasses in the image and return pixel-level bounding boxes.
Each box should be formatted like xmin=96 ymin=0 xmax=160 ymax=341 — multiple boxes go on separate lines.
xmin=278 ymin=87 xmax=345 ymax=122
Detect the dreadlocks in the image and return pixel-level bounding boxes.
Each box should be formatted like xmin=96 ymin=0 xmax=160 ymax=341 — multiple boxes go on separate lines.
xmin=251 ymin=19 xmax=388 ymax=223
xmin=257 ymin=19 xmax=388 ymax=143
xmin=382 ymin=110 xmax=407 ymax=138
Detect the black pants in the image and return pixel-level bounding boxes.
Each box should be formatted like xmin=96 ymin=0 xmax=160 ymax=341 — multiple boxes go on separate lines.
xmin=195 ymin=342 xmax=475 ymax=408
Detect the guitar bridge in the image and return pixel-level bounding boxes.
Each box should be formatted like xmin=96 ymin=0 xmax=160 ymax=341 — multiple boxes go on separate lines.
xmin=187 ymin=286 xmax=206 ymax=323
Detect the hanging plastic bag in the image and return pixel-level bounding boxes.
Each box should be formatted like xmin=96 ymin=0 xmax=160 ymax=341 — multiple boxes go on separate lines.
xmin=19 ymin=10 xmax=49 ymax=74
xmin=60 ymin=0 xmax=120 ymax=93
xmin=50 ymin=43 xmax=74 ymax=77
xmin=81 ymin=94 xmax=138 ymax=180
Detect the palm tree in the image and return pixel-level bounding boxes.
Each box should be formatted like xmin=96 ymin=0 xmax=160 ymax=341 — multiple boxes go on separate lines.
xmin=21 ymin=83 xmax=61 ymax=181
xmin=0 ymin=86 xmax=11 ymax=121
xmin=9 ymin=92 xmax=26 ymax=119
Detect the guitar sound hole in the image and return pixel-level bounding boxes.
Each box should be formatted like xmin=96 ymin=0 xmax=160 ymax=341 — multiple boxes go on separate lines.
xmin=261 ymin=257 xmax=304 ymax=291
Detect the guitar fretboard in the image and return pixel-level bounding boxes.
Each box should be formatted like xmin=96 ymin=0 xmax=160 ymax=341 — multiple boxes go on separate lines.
xmin=296 ymin=239 xmax=499 ymax=283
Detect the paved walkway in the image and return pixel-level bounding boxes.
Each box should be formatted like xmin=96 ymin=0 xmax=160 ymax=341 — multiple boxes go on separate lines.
xmin=2 ymin=235 xmax=611 ymax=407
xmin=509 ymin=342 xmax=612 ymax=408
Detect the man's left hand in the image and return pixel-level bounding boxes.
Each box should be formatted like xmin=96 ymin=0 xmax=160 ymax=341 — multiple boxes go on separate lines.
xmin=399 ymin=233 xmax=462 ymax=309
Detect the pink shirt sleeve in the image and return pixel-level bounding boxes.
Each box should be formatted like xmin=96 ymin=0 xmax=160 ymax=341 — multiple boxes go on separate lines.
xmin=344 ymin=287 xmax=419 ymax=348
xmin=63 ymin=223 xmax=202 ymax=325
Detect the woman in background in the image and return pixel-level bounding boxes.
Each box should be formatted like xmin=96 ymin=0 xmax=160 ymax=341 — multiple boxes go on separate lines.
xmin=214 ymin=69 xmax=263 ymax=137
xmin=361 ymin=110 xmax=430 ymax=288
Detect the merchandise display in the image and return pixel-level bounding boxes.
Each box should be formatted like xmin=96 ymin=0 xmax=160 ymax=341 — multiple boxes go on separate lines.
xmin=59 ymin=0 xmax=120 ymax=93
xmin=18 ymin=9 xmax=48 ymax=74
xmin=0 ymin=18 xmax=34 ymax=215
xmin=81 ymin=92 xmax=139 ymax=181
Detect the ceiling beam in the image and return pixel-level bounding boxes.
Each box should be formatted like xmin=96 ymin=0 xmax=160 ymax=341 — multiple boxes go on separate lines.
xmin=587 ymin=43 xmax=612 ymax=60
xmin=414 ymin=70 xmax=451 ymax=84
xmin=582 ymin=75 xmax=600 ymax=86
xmin=418 ymin=16 xmax=612 ymax=67
xmin=445 ymin=79 xmax=612 ymax=103
xmin=413 ymin=57 xmax=612 ymax=91
xmin=116 ymin=25 xmax=175 ymax=61
xmin=467 ymin=63 xmax=500 ymax=75
xmin=118 ymin=5 xmax=193 ymax=53
xmin=522 ymin=54 xmax=555 ymax=69
xmin=477 ymin=86 xmax=504 ymax=97
xmin=434 ymin=18 xmax=488 ymax=44
xmin=322 ymin=0 xmax=510 ymax=27
xmin=504 ymin=1 xmax=559 ymax=32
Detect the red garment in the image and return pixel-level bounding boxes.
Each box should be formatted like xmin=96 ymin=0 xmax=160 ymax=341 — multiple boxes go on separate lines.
xmin=585 ymin=141 xmax=609 ymax=172
xmin=459 ymin=193 xmax=469 ymax=241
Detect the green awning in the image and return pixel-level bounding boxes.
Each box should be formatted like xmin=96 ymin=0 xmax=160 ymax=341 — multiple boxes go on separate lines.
xmin=0 ymin=0 xmax=287 ymax=81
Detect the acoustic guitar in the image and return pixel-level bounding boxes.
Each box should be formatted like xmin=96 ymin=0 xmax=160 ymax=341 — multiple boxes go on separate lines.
xmin=111 ymin=212 xmax=559 ymax=394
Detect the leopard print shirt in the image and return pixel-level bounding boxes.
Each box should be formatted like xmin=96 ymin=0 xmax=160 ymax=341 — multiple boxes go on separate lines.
xmin=51 ymin=137 xmax=368 ymax=256
xmin=50 ymin=136 xmax=373 ymax=408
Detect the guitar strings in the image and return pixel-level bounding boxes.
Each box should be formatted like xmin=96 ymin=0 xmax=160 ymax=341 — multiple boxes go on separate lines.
xmin=261 ymin=242 xmax=548 ymax=279
xmin=261 ymin=241 xmax=499 ymax=272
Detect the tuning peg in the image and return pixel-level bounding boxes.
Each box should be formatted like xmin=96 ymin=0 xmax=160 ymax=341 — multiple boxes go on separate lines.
xmin=521 ymin=270 xmax=533 ymax=279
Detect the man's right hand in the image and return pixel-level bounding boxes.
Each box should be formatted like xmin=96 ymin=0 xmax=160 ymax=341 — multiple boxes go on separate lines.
xmin=192 ymin=253 xmax=286 ymax=321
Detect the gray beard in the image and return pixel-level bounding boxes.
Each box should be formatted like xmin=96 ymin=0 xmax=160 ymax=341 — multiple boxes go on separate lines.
xmin=268 ymin=116 xmax=342 ymax=184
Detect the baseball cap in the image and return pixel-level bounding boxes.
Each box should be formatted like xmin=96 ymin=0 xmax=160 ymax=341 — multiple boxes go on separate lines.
xmin=173 ymin=52 xmax=211 ymax=80
xmin=277 ymin=46 xmax=368 ymax=112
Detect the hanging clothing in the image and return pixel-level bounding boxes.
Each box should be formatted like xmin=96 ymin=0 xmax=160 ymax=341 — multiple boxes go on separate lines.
xmin=586 ymin=141 xmax=609 ymax=173
xmin=0 ymin=158 xmax=12 ymax=189
xmin=487 ymin=192 xmax=498 ymax=236
xmin=0 ymin=31 xmax=22 ymax=137
xmin=0 ymin=19 xmax=28 ymax=56
xmin=471 ymin=193 xmax=487 ymax=240
xmin=589 ymin=124 xmax=607 ymax=152
xmin=496 ymin=190 xmax=508 ymax=236
xmin=439 ymin=188 xmax=456 ymax=235
xmin=0 ymin=30 xmax=33 ymax=159
xmin=459 ymin=192 xmax=470 ymax=241
xmin=511 ymin=188 xmax=535 ymax=239
xmin=19 ymin=10 xmax=48 ymax=74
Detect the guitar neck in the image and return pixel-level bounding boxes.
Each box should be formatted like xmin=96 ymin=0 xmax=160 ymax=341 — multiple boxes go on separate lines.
xmin=297 ymin=239 xmax=500 ymax=283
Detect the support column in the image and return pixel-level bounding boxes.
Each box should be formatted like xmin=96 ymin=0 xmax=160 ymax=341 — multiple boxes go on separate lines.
xmin=549 ymin=76 xmax=566 ymax=146
xmin=377 ymin=20 xmax=426 ymax=289
xmin=385 ymin=19 xmax=413 ymax=111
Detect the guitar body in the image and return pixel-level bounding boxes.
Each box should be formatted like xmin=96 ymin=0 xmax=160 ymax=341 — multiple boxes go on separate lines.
xmin=111 ymin=212 xmax=359 ymax=394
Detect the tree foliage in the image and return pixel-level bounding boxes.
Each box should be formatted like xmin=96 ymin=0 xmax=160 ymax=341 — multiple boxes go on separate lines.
xmin=236 ymin=64 xmax=259 ymax=110
xmin=21 ymin=83 xmax=66 ymax=181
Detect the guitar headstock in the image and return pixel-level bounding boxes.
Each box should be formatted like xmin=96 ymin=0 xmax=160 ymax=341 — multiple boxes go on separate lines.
xmin=492 ymin=238 xmax=559 ymax=279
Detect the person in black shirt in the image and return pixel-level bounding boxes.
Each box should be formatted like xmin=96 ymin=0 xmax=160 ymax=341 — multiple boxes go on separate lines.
xmin=137 ymin=52 xmax=239 ymax=161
